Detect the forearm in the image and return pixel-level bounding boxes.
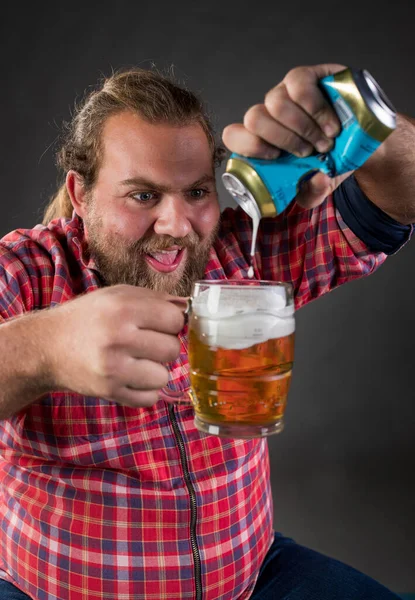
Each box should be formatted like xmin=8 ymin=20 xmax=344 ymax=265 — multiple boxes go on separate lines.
xmin=0 ymin=311 xmax=56 ymax=419
xmin=355 ymin=114 xmax=415 ymax=224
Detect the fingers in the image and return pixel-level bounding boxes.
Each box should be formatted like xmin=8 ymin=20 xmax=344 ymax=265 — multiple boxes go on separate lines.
xmin=133 ymin=297 xmax=186 ymax=335
xmin=98 ymin=356 xmax=170 ymax=406
xmin=244 ymin=103 xmax=315 ymax=157
xmin=124 ymin=329 xmax=181 ymax=363
xmin=112 ymin=388 xmax=160 ymax=408
xmin=122 ymin=358 xmax=170 ymax=391
xmin=222 ymin=123 xmax=281 ymax=159
xmin=105 ymin=286 xmax=186 ymax=335
xmin=282 ymin=65 xmax=345 ymax=139
xmin=223 ymin=64 xmax=347 ymax=158
xmin=264 ymin=86 xmax=333 ymax=154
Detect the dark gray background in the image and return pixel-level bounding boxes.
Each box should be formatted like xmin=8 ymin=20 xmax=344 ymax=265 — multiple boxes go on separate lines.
xmin=1 ymin=1 xmax=414 ymax=594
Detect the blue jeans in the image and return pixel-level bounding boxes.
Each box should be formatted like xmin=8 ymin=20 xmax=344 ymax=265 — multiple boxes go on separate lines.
xmin=0 ymin=533 xmax=403 ymax=599
xmin=251 ymin=532 xmax=401 ymax=599
xmin=0 ymin=580 xmax=30 ymax=599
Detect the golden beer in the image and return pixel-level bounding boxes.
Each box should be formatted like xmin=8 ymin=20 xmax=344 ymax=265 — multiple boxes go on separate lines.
xmin=187 ymin=280 xmax=295 ymax=438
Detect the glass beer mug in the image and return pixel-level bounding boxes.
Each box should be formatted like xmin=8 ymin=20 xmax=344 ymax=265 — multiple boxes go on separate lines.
xmin=160 ymin=280 xmax=295 ymax=439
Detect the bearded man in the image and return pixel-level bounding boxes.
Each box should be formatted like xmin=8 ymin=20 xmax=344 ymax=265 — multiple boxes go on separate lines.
xmin=0 ymin=64 xmax=413 ymax=600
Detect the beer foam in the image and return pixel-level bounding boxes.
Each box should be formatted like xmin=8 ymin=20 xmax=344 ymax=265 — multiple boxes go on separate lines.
xmin=194 ymin=311 xmax=294 ymax=350
xmin=194 ymin=286 xmax=288 ymax=314
xmin=192 ymin=287 xmax=294 ymax=349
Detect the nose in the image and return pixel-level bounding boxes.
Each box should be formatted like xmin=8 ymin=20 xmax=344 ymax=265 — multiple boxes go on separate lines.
xmin=153 ymin=195 xmax=192 ymax=239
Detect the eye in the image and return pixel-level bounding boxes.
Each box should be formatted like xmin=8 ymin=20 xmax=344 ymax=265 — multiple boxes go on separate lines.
xmin=132 ymin=191 xmax=156 ymax=203
xmin=189 ymin=188 xmax=209 ymax=200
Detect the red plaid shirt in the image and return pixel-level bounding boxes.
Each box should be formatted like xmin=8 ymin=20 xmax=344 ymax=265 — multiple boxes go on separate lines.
xmin=0 ymin=198 xmax=388 ymax=599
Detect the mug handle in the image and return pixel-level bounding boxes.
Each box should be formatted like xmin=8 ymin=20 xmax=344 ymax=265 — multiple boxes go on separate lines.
xmin=159 ymin=385 xmax=194 ymax=405
xmin=159 ymin=297 xmax=193 ymax=404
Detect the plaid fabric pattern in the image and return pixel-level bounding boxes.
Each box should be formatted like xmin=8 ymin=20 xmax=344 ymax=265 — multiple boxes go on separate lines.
xmin=0 ymin=197 xmax=388 ymax=600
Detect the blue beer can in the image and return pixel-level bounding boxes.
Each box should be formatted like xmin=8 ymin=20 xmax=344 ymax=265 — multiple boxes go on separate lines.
xmin=222 ymin=68 xmax=397 ymax=219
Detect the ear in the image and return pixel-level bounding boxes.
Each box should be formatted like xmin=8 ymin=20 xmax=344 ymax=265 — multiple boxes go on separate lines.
xmin=66 ymin=170 xmax=88 ymax=219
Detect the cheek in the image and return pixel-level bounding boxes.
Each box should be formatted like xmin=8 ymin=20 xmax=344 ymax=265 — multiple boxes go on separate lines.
xmin=102 ymin=204 xmax=151 ymax=239
xmin=193 ymin=201 xmax=220 ymax=237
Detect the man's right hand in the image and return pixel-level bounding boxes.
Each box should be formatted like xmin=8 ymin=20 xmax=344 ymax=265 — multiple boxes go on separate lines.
xmin=47 ymin=285 xmax=187 ymax=407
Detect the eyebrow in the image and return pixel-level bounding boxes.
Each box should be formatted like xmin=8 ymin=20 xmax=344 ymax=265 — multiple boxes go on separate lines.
xmin=119 ymin=174 xmax=216 ymax=192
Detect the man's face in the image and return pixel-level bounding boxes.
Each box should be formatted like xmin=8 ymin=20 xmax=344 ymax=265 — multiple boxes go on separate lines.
xmin=81 ymin=111 xmax=220 ymax=296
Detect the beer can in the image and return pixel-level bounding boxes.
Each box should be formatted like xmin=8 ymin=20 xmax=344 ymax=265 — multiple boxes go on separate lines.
xmin=222 ymin=68 xmax=397 ymax=220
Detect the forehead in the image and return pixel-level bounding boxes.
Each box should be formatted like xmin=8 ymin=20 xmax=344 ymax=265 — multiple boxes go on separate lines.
xmin=100 ymin=111 xmax=214 ymax=181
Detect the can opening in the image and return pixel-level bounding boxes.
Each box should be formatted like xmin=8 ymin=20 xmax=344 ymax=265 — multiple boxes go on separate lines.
xmin=363 ymin=69 xmax=396 ymax=116
xmin=222 ymin=172 xmax=262 ymax=221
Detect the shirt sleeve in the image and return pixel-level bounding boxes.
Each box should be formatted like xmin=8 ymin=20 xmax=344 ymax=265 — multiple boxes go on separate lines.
xmin=0 ymin=243 xmax=35 ymax=323
xmin=219 ymin=183 xmax=406 ymax=310
xmin=333 ymin=174 xmax=413 ymax=255
xmin=250 ymin=175 xmax=413 ymax=308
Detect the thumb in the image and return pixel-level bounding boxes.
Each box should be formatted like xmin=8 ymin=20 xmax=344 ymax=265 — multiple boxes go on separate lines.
xmin=295 ymin=171 xmax=332 ymax=209
xmin=295 ymin=170 xmax=353 ymax=209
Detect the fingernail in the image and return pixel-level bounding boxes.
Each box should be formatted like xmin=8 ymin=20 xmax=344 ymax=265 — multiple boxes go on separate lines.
xmin=316 ymin=138 xmax=333 ymax=153
xmin=323 ymin=123 xmax=339 ymax=138
xmin=264 ymin=150 xmax=280 ymax=160
xmin=297 ymin=144 xmax=312 ymax=157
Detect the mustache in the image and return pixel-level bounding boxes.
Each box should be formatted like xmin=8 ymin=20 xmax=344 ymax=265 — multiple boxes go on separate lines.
xmin=129 ymin=233 xmax=201 ymax=254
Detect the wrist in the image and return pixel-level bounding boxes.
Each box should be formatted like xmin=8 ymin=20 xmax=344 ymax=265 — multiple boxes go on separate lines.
xmin=11 ymin=309 xmax=61 ymax=394
xmin=35 ymin=307 xmax=67 ymax=393
xmin=0 ymin=310 xmax=61 ymax=418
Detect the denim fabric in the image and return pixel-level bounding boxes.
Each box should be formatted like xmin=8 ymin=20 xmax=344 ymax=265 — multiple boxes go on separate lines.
xmin=251 ymin=532 xmax=403 ymax=600
xmin=0 ymin=580 xmax=30 ymax=599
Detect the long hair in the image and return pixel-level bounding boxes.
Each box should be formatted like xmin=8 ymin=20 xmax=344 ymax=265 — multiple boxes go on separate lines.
xmin=43 ymin=67 xmax=226 ymax=224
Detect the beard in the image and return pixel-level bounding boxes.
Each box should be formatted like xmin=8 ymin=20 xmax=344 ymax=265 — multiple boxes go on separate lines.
xmin=82 ymin=204 xmax=219 ymax=296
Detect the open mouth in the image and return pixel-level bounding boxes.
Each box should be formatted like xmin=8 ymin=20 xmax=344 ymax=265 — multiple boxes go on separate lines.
xmin=144 ymin=247 xmax=186 ymax=273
